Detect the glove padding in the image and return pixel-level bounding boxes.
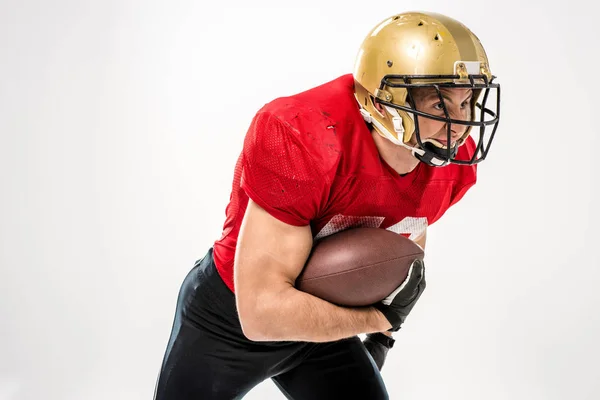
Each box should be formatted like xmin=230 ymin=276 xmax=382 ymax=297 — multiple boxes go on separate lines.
xmin=363 ymin=332 xmax=395 ymax=371
xmin=374 ymin=259 xmax=426 ymax=332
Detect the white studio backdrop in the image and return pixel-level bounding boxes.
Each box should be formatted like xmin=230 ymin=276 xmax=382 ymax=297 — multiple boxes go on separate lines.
xmin=0 ymin=0 xmax=598 ymax=399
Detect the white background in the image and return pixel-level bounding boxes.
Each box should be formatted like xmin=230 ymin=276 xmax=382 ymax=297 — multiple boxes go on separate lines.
xmin=1 ymin=0 xmax=598 ymax=399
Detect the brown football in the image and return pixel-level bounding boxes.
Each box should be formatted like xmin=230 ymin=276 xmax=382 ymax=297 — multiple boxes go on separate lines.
xmin=295 ymin=227 xmax=424 ymax=307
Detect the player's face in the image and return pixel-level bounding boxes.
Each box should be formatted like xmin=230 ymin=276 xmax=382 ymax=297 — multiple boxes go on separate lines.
xmin=409 ymin=88 xmax=473 ymax=149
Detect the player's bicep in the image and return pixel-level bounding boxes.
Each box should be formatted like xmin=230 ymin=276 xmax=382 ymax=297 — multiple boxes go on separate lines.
xmin=234 ymin=199 xmax=313 ymax=331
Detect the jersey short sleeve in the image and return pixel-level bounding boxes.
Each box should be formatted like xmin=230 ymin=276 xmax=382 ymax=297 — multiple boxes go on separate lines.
xmin=240 ymin=111 xmax=328 ymax=226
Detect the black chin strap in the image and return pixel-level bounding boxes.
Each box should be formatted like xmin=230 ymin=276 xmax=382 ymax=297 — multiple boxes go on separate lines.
xmin=413 ymin=141 xmax=458 ymax=167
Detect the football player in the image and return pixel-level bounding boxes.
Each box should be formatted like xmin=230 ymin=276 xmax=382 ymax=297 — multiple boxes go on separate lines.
xmin=154 ymin=11 xmax=500 ymax=400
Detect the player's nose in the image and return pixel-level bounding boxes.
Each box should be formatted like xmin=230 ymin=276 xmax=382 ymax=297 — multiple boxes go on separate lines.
xmin=450 ymin=124 xmax=467 ymax=137
xmin=447 ymin=107 xmax=469 ymax=136
xmin=448 ymin=104 xmax=470 ymax=121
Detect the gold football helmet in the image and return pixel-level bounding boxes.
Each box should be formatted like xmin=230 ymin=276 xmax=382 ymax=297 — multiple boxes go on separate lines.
xmin=353 ymin=12 xmax=500 ymax=166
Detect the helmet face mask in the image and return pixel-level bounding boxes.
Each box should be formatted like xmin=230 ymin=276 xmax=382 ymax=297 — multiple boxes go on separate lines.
xmin=376 ymin=74 xmax=500 ymax=166
xmin=353 ymin=12 xmax=501 ymax=167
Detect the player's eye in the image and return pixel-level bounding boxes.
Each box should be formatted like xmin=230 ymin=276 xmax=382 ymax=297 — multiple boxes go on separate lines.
xmin=433 ymin=103 xmax=444 ymax=111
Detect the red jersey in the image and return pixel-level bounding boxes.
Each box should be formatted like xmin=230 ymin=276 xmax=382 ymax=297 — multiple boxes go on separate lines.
xmin=213 ymin=74 xmax=477 ymax=293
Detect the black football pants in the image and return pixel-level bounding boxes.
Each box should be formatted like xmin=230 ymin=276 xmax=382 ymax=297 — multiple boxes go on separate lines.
xmin=153 ymin=248 xmax=389 ymax=400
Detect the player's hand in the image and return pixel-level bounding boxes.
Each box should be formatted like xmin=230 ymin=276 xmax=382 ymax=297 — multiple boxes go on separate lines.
xmin=373 ymin=259 xmax=426 ymax=332
xmin=363 ymin=332 xmax=395 ymax=371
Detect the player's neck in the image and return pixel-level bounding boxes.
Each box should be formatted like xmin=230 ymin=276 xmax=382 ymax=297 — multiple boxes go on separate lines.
xmin=371 ymin=130 xmax=420 ymax=176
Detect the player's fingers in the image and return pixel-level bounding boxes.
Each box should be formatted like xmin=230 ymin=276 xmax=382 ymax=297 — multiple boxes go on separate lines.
xmin=403 ymin=259 xmax=425 ymax=290
xmin=382 ymin=259 xmax=424 ymax=305
xmin=396 ymin=259 xmax=425 ymax=303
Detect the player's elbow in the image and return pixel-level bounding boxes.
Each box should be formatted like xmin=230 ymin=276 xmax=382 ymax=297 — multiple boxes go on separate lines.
xmin=238 ymin=309 xmax=266 ymax=341
xmin=236 ymin=290 xmax=280 ymax=341
xmin=240 ymin=321 xmax=272 ymax=342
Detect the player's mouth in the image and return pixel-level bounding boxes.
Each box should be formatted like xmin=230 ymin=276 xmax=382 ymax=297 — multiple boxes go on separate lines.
xmin=427 ymin=138 xmax=456 ymax=149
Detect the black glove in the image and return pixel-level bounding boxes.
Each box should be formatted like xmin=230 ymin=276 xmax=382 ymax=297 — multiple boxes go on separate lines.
xmin=374 ymin=259 xmax=426 ymax=332
xmin=363 ymin=332 xmax=395 ymax=371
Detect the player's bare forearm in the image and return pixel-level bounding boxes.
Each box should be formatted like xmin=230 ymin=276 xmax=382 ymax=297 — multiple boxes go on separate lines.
xmin=243 ymin=285 xmax=391 ymax=342
xmin=236 ymin=200 xmax=390 ymax=342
